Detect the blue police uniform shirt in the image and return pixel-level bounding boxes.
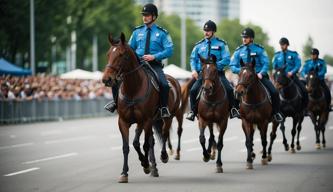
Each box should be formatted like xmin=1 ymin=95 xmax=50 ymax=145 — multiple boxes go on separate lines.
xmin=272 ymin=50 xmax=301 ymax=74
xmin=301 ymin=58 xmax=326 ymax=80
xmin=190 ymin=36 xmax=230 ymax=72
xmin=128 ymin=24 xmax=173 ymax=61
xmin=230 ymin=43 xmax=269 ymax=74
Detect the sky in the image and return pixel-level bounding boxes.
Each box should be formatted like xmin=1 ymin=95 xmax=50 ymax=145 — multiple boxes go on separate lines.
xmin=240 ymin=0 xmax=333 ymax=57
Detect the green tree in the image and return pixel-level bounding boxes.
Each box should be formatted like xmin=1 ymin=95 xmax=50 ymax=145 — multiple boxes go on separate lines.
xmin=302 ymin=36 xmax=313 ymax=61
xmin=324 ymin=55 xmax=333 ymax=66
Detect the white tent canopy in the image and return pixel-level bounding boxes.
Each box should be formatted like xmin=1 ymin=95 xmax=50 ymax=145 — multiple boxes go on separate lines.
xmin=326 ymin=64 xmax=333 ymax=81
xmin=163 ymin=64 xmax=192 ymax=80
xmin=60 ymin=69 xmax=102 ymax=80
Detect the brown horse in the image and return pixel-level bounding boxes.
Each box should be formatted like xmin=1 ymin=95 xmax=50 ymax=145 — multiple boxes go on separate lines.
xmin=235 ymin=59 xmax=275 ymax=169
xmin=196 ymin=56 xmax=229 ymax=173
xmin=102 ymin=33 xmax=182 ymax=183
xmin=269 ymin=66 xmax=305 ymax=154
xmin=306 ymin=69 xmax=329 ymax=149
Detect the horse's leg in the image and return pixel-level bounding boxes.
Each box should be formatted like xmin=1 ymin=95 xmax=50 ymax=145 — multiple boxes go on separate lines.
xmin=161 ymin=119 xmax=172 ymax=163
xmin=167 ymin=134 xmax=173 ymax=156
xmin=132 ymin=127 xmax=147 ymax=169
xmin=199 ymin=119 xmax=209 ymax=162
xmin=149 ymin=133 xmax=159 ymax=177
xmin=268 ymin=121 xmax=279 ymax=162
xmin=142 ymin=122 xmax=153 ymax=174
xmin=216 ymin=119 xmax=227 ymax=173
xmin=175 ymin=111 xmax=183 ymax=160
xmin=290 ymin=116 xmax=298 ymax=153
xmin=258 ymin=122 xmax=268 ymax=165
xmin=118 ymin=118 xmax=130 ymax=183
xmin=296 ymin=115 xmax=304 ymax=151
xmin=242 ymin=120 xmax=254 ymax=169
xmin=207 ymin=123 xmax=216 ymax=160
xmin=320 ymin=112 xmax=329 ymax=148
xmin=279 ymin=120 xmax=289 ymax=151
xmin=314 ymin=116 xmax=321 ymax=149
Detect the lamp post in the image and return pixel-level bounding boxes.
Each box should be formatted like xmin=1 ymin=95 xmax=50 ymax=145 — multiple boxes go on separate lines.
xmin=30 ymin=0 xmax=35 ymax=75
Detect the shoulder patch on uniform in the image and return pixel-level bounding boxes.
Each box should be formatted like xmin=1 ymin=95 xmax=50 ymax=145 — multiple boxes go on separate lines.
xmin=133 ymin=25 xmax=144 ymax=31
xmin=215 ymin=37 xmax=227 ymax=45
xmin=254 ymin=43 xmax=264 ymax=49
xmin=235 ymin=45 xmax=245 ymax=51
xmin=318 ymin=58 xmax=324 ymax=62
xmin=195 ymin=39 xmax=205 ymax=45
xmin=156 ymin=25 xmax=169 ymax=34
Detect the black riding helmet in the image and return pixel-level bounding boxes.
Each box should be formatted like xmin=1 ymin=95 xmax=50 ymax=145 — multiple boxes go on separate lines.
xmin=241 ymin=27 xmax=255 ymax=38
xmin=279 ymin=37 xmax=289 ymax=45
xmin=203 ymin=20 xmax=217 ymax=32
xmin=311 ymin=48 xmax=319 ymax=55
xmin=141 ymin=3 xmax=158 ymax=18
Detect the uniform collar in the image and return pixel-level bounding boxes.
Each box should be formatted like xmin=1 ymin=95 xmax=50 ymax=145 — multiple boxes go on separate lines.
xmin=144 ymin=23 xmax=157 ymax=31
xmin=205 ymin=36 xmax=215 ymax=43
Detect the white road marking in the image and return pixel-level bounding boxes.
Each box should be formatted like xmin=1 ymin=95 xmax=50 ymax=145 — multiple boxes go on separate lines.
xmin=22 ymin=153 xmax=78 ymax=164
xmin=4 ymin=167 xmax=40 ymax=177
xmin=109 ymin=134 xmax=121 ymax=139
xmin=329 ymin=126 xmax=333 ymax=130
xmin=186 ymin=147 xmax=202 ymax=152
xmin=224 ymin=136 xmax=238 ymax=142
xmin=0 ymin=143 xmax=34 ymax=150
xmin=44 ymin=136 xmax=93 ymax=144
xmin=10 ymin=135 xmax=16 ymax=138
xmin=182 ymin=138 xmax=198 ymax=144
xmin=111 ymin=144 xmax=134 ymax=151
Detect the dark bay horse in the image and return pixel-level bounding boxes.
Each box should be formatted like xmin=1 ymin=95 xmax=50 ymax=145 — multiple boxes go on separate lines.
xmin=235 ymin=59 xmax=277 ymax=169
xmin=269 ymin=67 xmax=305 ymax=154
xmin=306 ymin=69 xmax=329 ymax=149
xmin=197 ymin=56 xmax=229 ymax=173
xmin=102 ymin=33 xmax=182 ymax=183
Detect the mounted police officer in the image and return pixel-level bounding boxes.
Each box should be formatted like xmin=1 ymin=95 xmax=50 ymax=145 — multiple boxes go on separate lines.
xmin=301 ymin=48 xmax=332 ymax=111
xmin=104 ymin=3 xmax=174 ymax=118
xmin=186 ymin=20 xmax=240 ymax=121
xmin=230 ymin=27 xmax=284 ymax=122
xmin=272 ymin=37 xmax=308 ymax=108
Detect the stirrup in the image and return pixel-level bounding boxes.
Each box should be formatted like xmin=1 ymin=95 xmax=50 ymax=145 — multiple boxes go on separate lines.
xmin=186 ymin=111 xmax=196 ymax=121
xmin=160 ymin=107 xmax=171 ymax=118
xmin=273 ymin=113 xmax=284 ymax=123
xmin=104 ymin=101 xmax=117 ymax=113
xmin=230 ymin=108 xmax=240 ymax=119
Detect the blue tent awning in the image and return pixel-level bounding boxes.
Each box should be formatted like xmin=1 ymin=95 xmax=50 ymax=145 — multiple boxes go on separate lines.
xmin=0 ymin=58 xmax=32 ymax=76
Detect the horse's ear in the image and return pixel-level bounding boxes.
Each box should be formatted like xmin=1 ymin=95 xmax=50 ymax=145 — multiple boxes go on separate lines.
xmin=240 ymin=58 xmax=245 ymax=67
xmin=199 ymin=54 xmax=205 ymax=65
xmin=282 ymin=64 xmax=287 ymax=72
xmin=211 ymin=54 xmax=217 ymax=64
xmin=249 ymin=58 xmax=256 ymax=69
xmin=120 ymin=32 xmax=126 ymax=45
xmin=108 ymin=33 xmax=113 ymax=45
xmin=315 ymin=66 xmax=319 ymax=73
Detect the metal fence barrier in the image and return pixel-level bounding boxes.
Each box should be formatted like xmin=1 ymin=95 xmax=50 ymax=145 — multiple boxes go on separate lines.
xmin=0 ymin=98 xmax=112 ymax=124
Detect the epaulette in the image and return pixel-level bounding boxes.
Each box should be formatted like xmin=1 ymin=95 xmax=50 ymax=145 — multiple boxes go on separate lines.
xmin=305 ymin=59 xmax=311 ymax=63
xmin=133 ymin=25 xmax=144 ymax=31
xmin=274 ymin=51 xmax=281 ymax=55
xmin=254 ymin=43 xmax=264 ymax=49
xmin=156 ymin=25 xmax=169 ymax=34
xmin=235 ymin=44 xmax=245 ymax=51
xmin=289 ymin=50 xmax=298 ymax=55
xmin=195 ymin=39 xmax=205 ymax=45
xmin=215 ymin=37 xmax=227 ymax=45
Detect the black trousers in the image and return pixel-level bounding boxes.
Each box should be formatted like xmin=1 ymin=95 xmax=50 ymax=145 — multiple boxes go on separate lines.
xmin=320 ymin=80 xmax=332 ymax=109
xmin=260 ymin=74 xmax=280 ymax=114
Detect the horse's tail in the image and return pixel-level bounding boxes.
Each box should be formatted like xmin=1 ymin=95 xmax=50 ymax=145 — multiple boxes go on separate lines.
xmin=180 ymin=78 xmax=195 ymax=114
xmin=153 ymin=119 xmax=164 ymax=145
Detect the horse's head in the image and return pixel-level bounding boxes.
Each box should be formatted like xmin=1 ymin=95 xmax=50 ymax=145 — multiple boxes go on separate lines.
xmin=235 ymin=58 xmax=257 ymax=99
xmin=200 ymin=55 xmax=218 ymax=96
xmin=102 ymin=32 xmax=134 ymax=87
xmin=306 ymin=67 xmax=320 ymax=94
xmin=273 ymin=66 xmax=290 ymax=90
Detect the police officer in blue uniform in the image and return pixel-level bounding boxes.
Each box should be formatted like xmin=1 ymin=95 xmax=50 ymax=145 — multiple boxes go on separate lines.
xmin=230 ymin=27 xmax=284 ymax=122
xmin=104 ymin=3 xmax=174 ymax=118
xmin=186 ymin=20 xmax=240 ymax=121
xmin=272 ymin=37 xmax=308 ymax=107
xmin=301 ymin=48 xmax=332 ymax=111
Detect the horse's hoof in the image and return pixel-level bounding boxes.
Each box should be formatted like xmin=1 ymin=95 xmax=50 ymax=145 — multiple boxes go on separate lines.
xmin=315 ymin=143 xmax=321 ymax=149
xmin=118 ymin=175 xmax=128 ymax=183
xmin=203 ymin=156 xmax=210 ymax=162
xmin=150 ymin=168 xmax=159 ymax=177
xmin=216 ymin=166 xmax=223 ymax=173
xmin=289 ymin=148 xmax=296 ymax=154
xmin=296 ymin=145 xmax=301 ymax=151
xmin=210 ymin=153 xmax=216 ymax=160
xmin=174 ymin=154 xmax=180 ymax=160
xmin=160 ymin=154 xmax=169 ymax=163
xmin=143 ymin=166 xmax=151 ymax=174
xmin=284 ymin=145 xmax=289 ymax=151
xmin=246 ymin=162 xmax=253 ymax=169
xmin=323 ymin=143 xmax=326 ymax=148
xmin=261 ymin=158 xmax=268 ymax=165
xmin=267 ymin=155 xmax=272 ymax=162
xmin=168 ymin=149 xmax=174 ymax=156
xmin=251 ymin=152 xmax=256 ymax=160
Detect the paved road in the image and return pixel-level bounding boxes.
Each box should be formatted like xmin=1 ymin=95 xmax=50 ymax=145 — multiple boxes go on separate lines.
xmin=1 ymin=114 xmax=333 ymax=192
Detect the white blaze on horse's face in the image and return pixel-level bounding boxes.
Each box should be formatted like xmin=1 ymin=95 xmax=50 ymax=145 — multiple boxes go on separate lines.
xmin=243 ymin=69 xmax=247 ymax=75
xmin=310 ymin=74 xmax=313 ymax=79
xmin=206 ymin=65 xmax=210 ymax=70
xmin=112 ymin=47 xmax=117 ymax=52
xmin=277 ymin=71 xmax=280 ymax=75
